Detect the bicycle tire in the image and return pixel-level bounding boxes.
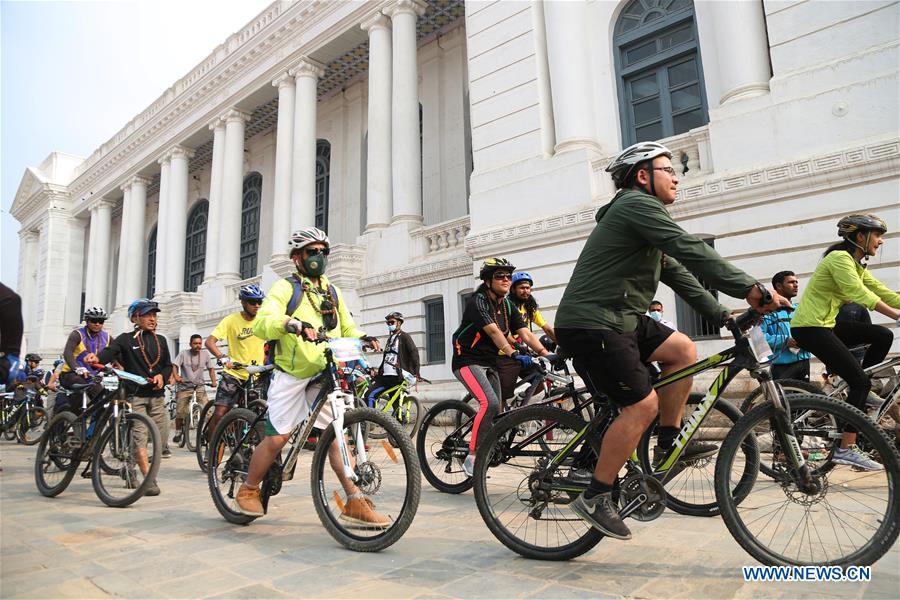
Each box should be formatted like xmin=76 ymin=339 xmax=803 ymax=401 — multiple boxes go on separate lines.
xmin=196 ymin=401 xmax=215 ymax=472
xmin=310 ymin=407 xmax=420 ymax=552
xmin=92 ymin=412 xmax=161 ymax=507
xmin=186 ymin=402 xmax=202 ymax=452
xmin=4 ymin=419 xmax=18 ymax=440
xmin=248 ymin=399 xmax=268 ymax=414
xmin=716 ymin=393 xmax=900 ymax=566
xmin=34 ymin=412 xmax=80 ymax=497
xmin=370 ymin=394 xmax=422 ymax=440
xmin=473 ymin=405 xmax=604 ymax=561
xmin=208 ymin=408 xmax=264 ymax=525
xmin=17 ymin=407 xmax=47 ymax=445
xmin=416 ymin=399 xmax=477 ymax=494
xmin=636 ymin=396 xmax=755 ymax=517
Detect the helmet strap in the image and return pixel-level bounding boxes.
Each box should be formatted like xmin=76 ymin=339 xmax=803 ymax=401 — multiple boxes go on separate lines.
xmin=845 ymin=233 xmax=869 ymax=264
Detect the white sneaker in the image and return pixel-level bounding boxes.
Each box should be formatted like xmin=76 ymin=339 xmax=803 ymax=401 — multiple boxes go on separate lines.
xmin=462 ymin=454 xmax=475 ymax=477
xmin=832 ymin=445 xmax=883 ymax=471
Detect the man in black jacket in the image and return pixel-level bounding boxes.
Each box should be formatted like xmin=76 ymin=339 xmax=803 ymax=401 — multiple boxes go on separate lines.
xmin=365 ymin=312 xmax=420 ymax=406
xmin=97 ymin=299 xmax=172 ymax=496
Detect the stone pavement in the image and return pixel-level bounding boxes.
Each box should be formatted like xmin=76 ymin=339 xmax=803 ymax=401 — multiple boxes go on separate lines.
xmin=1 ymin=441 xmax=897 ymax=599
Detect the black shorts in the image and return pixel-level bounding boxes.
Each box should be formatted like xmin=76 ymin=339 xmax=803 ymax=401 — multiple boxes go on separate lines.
xmin=215 ymin=373 xmax=244 ymax=407
xmin=556 ymin=316 xmax=675 ymax=407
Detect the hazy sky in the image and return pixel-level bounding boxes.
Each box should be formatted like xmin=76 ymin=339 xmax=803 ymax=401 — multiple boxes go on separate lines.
xmin=1 ymin=0 xmax=271 ymax=288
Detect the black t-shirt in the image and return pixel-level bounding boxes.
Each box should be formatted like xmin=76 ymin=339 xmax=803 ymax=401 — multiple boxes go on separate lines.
xmin=98 ymin=330 xmax=173 ymax=397
xmin=451 ymin=289 xmax=526 ymax=370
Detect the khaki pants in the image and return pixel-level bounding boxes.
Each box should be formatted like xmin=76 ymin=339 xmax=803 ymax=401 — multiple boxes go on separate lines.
xmin=176 ymin=386 xmax=209 ymax=419
xmin=129 ymin=395 xmax=166 ymax=449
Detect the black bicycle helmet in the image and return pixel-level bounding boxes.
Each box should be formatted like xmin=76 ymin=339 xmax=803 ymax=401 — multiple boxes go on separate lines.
xmin=479 ymin=257 xmax=515 ymax=280
xmin=25 ymin=353 xmax=42 ymax=363
xmin=385 ymin=311 xmax=404 ymax=323
xmin=837 ymin=214 xmax=887 ymax=239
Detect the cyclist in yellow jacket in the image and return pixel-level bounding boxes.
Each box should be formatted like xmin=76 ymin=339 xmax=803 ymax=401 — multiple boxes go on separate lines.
xmin=234 ymin=227 xmax=388 ymax=527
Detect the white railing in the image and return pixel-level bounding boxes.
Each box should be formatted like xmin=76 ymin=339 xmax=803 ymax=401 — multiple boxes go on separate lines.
xmin=225 ymin=275 xmax=262 ymax=303
xmin=414 ymin=215 xmax=471 ymax=256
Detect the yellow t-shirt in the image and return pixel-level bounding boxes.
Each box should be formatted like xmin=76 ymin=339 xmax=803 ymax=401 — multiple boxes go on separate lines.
xmin=518 ymin=305 xmax=547 ymax=330
xmin=211 ymin=312 xmax=265 ymax=381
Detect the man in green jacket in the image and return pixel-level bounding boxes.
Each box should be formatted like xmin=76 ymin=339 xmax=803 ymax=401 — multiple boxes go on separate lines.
xmin=557 ymin=141 xmax=787 ymax=541
xmin=233 ymin=226 xmax=389 ymax=527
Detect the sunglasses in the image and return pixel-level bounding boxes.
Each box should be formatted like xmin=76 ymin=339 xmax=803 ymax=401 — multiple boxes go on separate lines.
xmin=492 ymin=272 xmax=513 ymax=281
xmin=244 ymin=299 xmax=263 ymax=306
xmin=86 ymin=318 xmax=106 ymax=324
xmin=304 ymin=247 xmax=330 ymax=257
xmin=386 ymin=320 xmax=397 ymax=325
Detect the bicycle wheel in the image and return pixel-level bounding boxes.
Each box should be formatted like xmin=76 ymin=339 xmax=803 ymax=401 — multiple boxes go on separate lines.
xmin=208 ymin=408 xmax=264 ymax=525
xmin=17 ymin=407 xmax=48 ymax=445
xmin=185 ymin=402 xmax=202 ymax=452
xmin=416 ymin=399 xmax=476 ymax=494
xmin=34 ymin=412 xmax=80 ymax=497
xmin=370 ymin=394 xmax=422 ymax=440
xmin=92 ymin=412 xmax=161 ymax=507
xmin=311 ymin=407 xmax=420 ymax=552
xmin=4 ymin=417 xmax=18 ymax=440
xmin=473 ymin=405 xmax=603 ymax=561
xmin=636 ymin=396 xmax=755 ymax=517
xmin=739 ymin=379 xmax=821 ymax=414
xmin=716 ymin=394 xmax=900 ymax=566
xmin=196 ymin=401 xmax=215 ymax=472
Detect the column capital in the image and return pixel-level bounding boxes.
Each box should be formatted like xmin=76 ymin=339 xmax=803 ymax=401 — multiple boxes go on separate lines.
xmin=289 ymin=57 xmax=325 ymax=80
xmin=157 ymin=153 xmax=171 ymax=167
xmin=383 ymin=0 xmax=427 ymax=19
xmin=92 ymin=199 xmax=116 ymax=212
xmin=361 ymin=12 xmax=391 ymax=33
xmin=220 ymin=108 xmax=252 ymax=124
xmin=167 ymin=144 xmax=196 ymax=161
xmin=208 ymin=116 xmax=225 ymax=131
xmin=130 ymin=175 xmax=152 ymax=187
xmin=20 ymin=229 xmax=40 ymax=242
xmin=272 ymin=71 xmax=295 ymax=89
xmin=120 ymin=181 xmax=133 ymax=194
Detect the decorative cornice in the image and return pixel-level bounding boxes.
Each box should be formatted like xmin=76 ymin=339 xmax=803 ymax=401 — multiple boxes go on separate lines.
xmin=384 ymin=0 xmax=428 ymax=19
xmin=220 ymin=108 xmax=252 ymax=124
xmin=361 ymin=13 xmax=391 ymax=33
xmin=359 ymin=254 xmax=472 ymax=296
xmin=289 ymin=57 xmax=326 ymax=80
xmin=271 ymin=72 xmax=294 ymax=88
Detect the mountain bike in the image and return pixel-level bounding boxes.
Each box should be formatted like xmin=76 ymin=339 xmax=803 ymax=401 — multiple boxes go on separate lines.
xmin=356 ymin=369 xmax=428 ymax=439
xmin=171 ymin=382 xmax=210 ymax=452
xmin=207 ymin=336 xmax=420 ymax=552
xmin=34 ymin=366 xmax=162 ymax=507
xmin=473 ymin=309 xmax=899 ymax=566
xmin=417 ymin=356 xmax=596 ymax=495
xmin=1 ymin=387 xmax=47 ymax=445
xmin=196 ymin=361 xmax=271 ymax=472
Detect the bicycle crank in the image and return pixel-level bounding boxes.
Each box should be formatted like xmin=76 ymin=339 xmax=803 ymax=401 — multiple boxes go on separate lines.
xmin=618 ymin=474 xmax=666 ymax=522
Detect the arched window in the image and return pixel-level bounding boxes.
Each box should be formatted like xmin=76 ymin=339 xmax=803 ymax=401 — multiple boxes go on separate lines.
xmin=240 ymin=173 xmax=262 ymax=280
xmin=315 ymin=140 xmax=331 ymax=232
xmin=146 ymin=226 xmax=157 ymax=298
xmin=614 ymin=0 xmax=708 ymax=145
xmin=183 ymin=200 xmax=208 ymax=292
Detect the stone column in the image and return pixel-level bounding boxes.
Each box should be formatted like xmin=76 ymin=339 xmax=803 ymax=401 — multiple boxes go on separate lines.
xmin=204 ymin=119 xmax=226 ymax=281
xmin=543 ymin=0 xmax=600 ymax=153
xmin=163 ymin=145 xmax=195 ymax=293
xmin=88 ymin=201 xmax=113 ymax=308
xmin=362 ymin=13 xmax=393 ymax=230
xmin=219 ymin=109 xmax=251 ymax=281
xmin=696 ymin=0 xmax=771 ymax=104
xmin=123 ymin=176 xmax=150 ymax=302
xmin=19 ymin=230 xmax=39 ymax=331
xmin=385 ymin=0 xmax=426 ymax=223
xmin=115 ymin=183 xmax=132 ymax=307
xmin=271 ymin=73 xmax=296 ymax=255
xmin=289 ymin=58 xmax=324 ymax=231
xmin=154 ymin=155 xmax=171 ymax=299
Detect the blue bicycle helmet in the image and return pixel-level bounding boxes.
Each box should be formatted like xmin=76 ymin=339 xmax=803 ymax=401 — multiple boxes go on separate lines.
xmin=511 ymin=271 xmax=533 ymax=287
xmin=128 ymin=298 xmax=151 ymax=318
xmin=239 ymin=284 xmax=265 ymax=301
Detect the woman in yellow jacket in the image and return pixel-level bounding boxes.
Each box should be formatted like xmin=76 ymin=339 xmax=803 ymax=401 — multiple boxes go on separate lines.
xmin=791 ymin=214 xmax=900 ymax=470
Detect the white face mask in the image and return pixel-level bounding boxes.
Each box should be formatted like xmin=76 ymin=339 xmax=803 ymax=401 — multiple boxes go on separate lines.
xmin=649 ymin=311 xmax=663 ymax=322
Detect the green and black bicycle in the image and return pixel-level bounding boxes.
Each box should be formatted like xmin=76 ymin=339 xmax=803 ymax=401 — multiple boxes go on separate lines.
xmin=472 ymin=308 xmax=900 ymax=566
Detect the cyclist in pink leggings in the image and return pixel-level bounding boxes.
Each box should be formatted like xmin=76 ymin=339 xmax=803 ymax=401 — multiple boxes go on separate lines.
xmin=451 ymin=258 xmax=552 ymax=476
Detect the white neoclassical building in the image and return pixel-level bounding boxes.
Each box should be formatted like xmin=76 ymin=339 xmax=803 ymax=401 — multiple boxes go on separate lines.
xmin=11 ymin=0 xmax=900 ymax=385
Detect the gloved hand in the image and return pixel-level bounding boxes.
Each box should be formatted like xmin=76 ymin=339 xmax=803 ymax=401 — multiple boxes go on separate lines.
xmin=511 ymin=352 xmax=533 ymax=369
xmin=286 ymin=319 xmax=316 ymax=341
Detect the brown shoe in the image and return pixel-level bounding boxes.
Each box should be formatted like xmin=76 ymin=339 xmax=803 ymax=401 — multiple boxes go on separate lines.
xmin=234 ymin=484 xmax=264 ymax=517
xmin=340 ymin=496 xmax=391 ymax=528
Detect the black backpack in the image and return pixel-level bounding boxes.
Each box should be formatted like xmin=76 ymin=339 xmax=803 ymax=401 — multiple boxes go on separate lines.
xmin=264 ymin=275 xmax=340 ymax=366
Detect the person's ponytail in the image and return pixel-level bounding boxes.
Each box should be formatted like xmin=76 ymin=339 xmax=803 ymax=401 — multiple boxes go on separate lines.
xmin=823 ymin=240 xmax=853 ymax=257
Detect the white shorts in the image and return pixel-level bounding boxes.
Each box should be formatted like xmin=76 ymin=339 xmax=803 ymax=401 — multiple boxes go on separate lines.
xmin=266 ymin=370 xmax=332 ymax=435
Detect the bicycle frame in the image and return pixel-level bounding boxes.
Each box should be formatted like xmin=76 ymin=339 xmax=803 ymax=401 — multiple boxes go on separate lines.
xmin=830 ymin=355 xmax=900 ymax=422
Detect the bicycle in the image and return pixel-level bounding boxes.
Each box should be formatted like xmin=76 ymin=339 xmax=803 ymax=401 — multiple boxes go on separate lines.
xmin=472 ymin=308 xmax=900 ymax=565
xmin=170 ymin=382 xmax=210 ymax=452
xmin=34 ymin=366 xmax=162 ymax=507
xmin=196 ymin=360 xmax=271 ymax=472
xmin=1 ymin=387 xmax=48 ymax=445
xmin=207 ymin=335 xmax=421 ymax=552
xmin=356 ymin=369 xmax=429 ymax=439
xmin=417 ymin=355 xmax=596 ymax=495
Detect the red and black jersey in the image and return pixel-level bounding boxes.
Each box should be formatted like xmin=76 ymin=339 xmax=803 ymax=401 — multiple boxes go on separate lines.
xmin=451 ymin=288 xmax=526 ymax=370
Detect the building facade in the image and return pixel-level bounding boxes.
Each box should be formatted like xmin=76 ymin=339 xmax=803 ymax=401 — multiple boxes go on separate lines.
xmin=11 ymin=0 xmax=900 ymax=385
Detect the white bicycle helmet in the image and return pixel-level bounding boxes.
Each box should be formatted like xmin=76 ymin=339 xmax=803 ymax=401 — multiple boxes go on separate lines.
xmin=606 ymin=141 xmax=673 ymax=186
xmin=288 ymin=227 xmax=330 ymax=253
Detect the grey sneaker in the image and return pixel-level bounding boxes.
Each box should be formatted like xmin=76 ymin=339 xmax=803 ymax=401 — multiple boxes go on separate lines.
xmin=570 ymin=491 xmax=632 ymax=540
xmin=832 ymin=445 xmax=883 ymax=471
xmin=144 ymin=480 xmax=161 ymax=496
xmin=865 ymin=393 xmax=884 ymax=409
xmin=462 ymin=454 xmax=475 ymax=478
xmin=561 ymin=467 xmax=593 ymax=486
xmin=162 ymin=447 xmax=172 ymax=458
